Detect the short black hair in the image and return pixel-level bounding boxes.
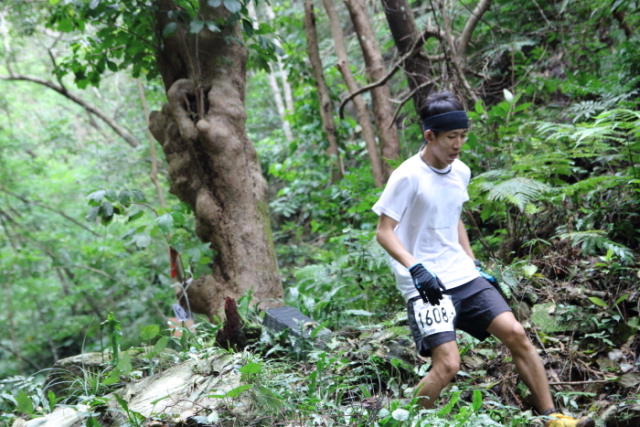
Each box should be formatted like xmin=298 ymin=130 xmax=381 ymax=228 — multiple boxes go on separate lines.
xmin=419 ymin=91 xmax=464 ymax=136
xmin=420 ymin=90 xmax=464 ymax=121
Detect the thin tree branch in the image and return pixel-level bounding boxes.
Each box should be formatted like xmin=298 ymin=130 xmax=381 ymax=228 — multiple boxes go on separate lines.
xmin=338 ymin=25 xmax=444 ymax=119
xmin=390 ymin=79 xmax=435 ymax=127
xmin=63 ymin=265 xmax=118 ymax=281
xmin=456 ymin=0 xmax=492 ymax=53
xmin=136 ymin=78 xmax=166 ymax=209
xmin=0 ymin=74 xmax=140 ymax=148
xmin=0 ymin=186 xmax=101 ymax=237
xmin=0 ymin=342 xmax=42 ymax=372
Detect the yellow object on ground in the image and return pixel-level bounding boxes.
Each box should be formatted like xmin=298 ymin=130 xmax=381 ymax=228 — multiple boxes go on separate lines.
xmin=545 ymin=413 xmax=595 ymax=427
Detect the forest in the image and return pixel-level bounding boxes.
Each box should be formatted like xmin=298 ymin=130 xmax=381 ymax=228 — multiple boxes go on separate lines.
xmin=0 ymin=0 xmax=639 ymax=426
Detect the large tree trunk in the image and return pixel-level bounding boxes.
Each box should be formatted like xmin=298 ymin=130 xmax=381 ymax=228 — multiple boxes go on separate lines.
xmin=380 ymin=0 xmax=434 ymax=115
xmin=303 ymin=0 xmax=344 ymax=183
xmin=322 ymin=0 xmax=384 ymax=187
xmin=148 ymin=0 xmax=283 ymax=320
xmin=343 ymin=0 xmax=399 ymax=179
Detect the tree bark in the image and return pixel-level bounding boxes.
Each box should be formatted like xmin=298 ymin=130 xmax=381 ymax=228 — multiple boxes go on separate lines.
xmin=148 ymin=0 xmax=283 ymax=319
xmin=303 ymin=0 xmax=344 ymax=183
xmin=380 ymin=0 xmax=434 ymax=115
xmin=322 ymin=0 xmax=384 ymax=187
xmin=343 ymin=0 xmax=399 ymax=179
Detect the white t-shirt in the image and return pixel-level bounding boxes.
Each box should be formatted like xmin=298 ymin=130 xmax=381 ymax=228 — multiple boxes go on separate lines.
xmin=372 ymin=154 xmax=479 ymax=301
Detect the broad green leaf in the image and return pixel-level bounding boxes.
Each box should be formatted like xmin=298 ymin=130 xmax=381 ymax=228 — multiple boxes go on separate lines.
xmin=156 ymin=213 xmax=173 ymax=233
xmin=163 ymin=22 xmax=178 ymax=38
xmin=140 ymin=324 xmax=160 ymax=341
xmin=134 ymin=234 xmax=151 ymax=248
xmin=587 ymin=297 xmax=608 ymax=308
xmin=86 ymin=417 xmax=100 ymax=427
xmin=131 ymin=190 xmax=146 ymax=202
xmin=189 ymin=20 xmax=204 ymax=33
xmin=119 ymin=189 xmax=131 ymax=205
xmin=87 ymin=190 xmax=106 ymax=204
xmin=86 ymin=206 xmax=99 ymax=222
xmin=101 ymin=201 xmax=113 ymax=218
xmin=222 ymin=0 xmax=242 ymax=13
xmin=224 ymin=384 xmax=252 ymax=398
xmin=16 ymin=389 xmax=33 ymax=415
xmin=207 ymin=0 xmax=222 ymax=7
xmin=152 ymin=336 xmax=168 ymax=354
xmin=239 ymin=362 xmax=261 ymax=375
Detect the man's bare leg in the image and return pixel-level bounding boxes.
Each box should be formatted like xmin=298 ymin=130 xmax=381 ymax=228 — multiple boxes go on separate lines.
xmin=415 ymin=340 xmax=461 ymax=409
xmin=486 ymin=311 xmax=554 ymax=413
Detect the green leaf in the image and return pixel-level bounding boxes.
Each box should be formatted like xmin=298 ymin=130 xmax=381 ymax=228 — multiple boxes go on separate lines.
xmin=101 ymin=201 xmax=114 ymax=218
xmin=239 ymin=362 xmax=261 ymax=375
xmin=614 ymin=294 xmax=629 ymax=306
xmin=222 ymin=0 xmax=242 ymax=13
xmin=119 ymin=189 xmax=131 ymax=205
xmin=133 ymin=233 xmax=151 ymax=248
xmin=152 ymin=336 xmax=168 ymax=354
xmin=131 ymin=190 xmax=146 ymax=202
xmin=207 ymin=0 xmax=222 ymax=7
xmin=86 ymin=206 xmax=99 ymax=222
xmin=163 ymin=22 xmax=178 ymax=38
xmin=140 ymin=324 xmax=160 ymax=341
xmin=189 ymin=20 xmax=204 ymax=33
xmin=16 ymin=389 xmax=33 ymax=415
xmin=224 ymin=384 xmax=252 ymax=398
xmin=587 ymin=296 xmax=608 ymax=308
xmin=87 ymin=190 xmax=106 ymax=205
xmin=128 ymin=211 xmax=144 ymax=222
xmin=57 ymin=18 xmax=74 ymax=32
xmin=156 ymin=213 xmax=173 ymax=233
xmin=472 ymin=389 xmax=482 ymax=411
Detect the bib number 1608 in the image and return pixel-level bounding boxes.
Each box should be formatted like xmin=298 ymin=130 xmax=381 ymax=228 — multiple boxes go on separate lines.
xmin=413 ymin=295 xmax=456 ymax=336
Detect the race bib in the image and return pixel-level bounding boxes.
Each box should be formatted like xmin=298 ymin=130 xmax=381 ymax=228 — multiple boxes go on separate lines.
xmin=413 ymin=295 xmax=456 ymax=337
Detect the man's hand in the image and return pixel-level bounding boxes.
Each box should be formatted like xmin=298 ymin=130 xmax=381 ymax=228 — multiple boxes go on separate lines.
xmin=409 ymin=263 xmax=446 ymax=306
xmin=474 ymin=260 xmax=497 ymax=285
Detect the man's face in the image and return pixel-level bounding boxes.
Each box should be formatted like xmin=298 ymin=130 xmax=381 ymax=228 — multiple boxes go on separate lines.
xmin=423 ymin=128 xmax=467 ymax=168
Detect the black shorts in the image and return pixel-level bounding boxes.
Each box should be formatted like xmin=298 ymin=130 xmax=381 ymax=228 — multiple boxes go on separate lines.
xmin=407 ymin=277 xmax=511 ymax=357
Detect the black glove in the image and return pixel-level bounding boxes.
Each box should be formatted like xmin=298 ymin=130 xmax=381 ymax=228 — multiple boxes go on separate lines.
xmin=474 ymin=260 xmax=498 ymax=286
xmin=409 ymin=263 xmax=446 ymax=306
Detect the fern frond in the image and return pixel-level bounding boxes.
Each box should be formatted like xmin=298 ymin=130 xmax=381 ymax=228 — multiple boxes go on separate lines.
xmin=557 ymin=230 xmax=634 ymax=261
xmin=486 ymin=177 xmax=550 ymax=211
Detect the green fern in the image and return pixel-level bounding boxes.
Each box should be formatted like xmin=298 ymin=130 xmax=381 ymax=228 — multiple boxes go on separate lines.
xmin=485 ymin=177 xmax=550 ymax=212
xmin=557 ymin=230 xmax=633 ymax=261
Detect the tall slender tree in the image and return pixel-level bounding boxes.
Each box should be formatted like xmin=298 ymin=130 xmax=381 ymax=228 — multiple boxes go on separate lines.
xmin=343 ymin=0 xmax=399 ymax=179
xmin=303 ymin=0 xmax=344 ymax=183
xmin=322 ymin=0 xmax=384 ymax=187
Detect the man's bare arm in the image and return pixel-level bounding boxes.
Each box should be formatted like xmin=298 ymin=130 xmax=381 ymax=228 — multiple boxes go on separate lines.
xmin=376 ymin=213 xmax=417 ymax=268
xmin=458 ymin=218 xmax=476 ymax=260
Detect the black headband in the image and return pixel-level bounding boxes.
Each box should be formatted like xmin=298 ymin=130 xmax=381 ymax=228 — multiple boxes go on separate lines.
xmin=421 ymin=111 xmax=469 ymax=132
